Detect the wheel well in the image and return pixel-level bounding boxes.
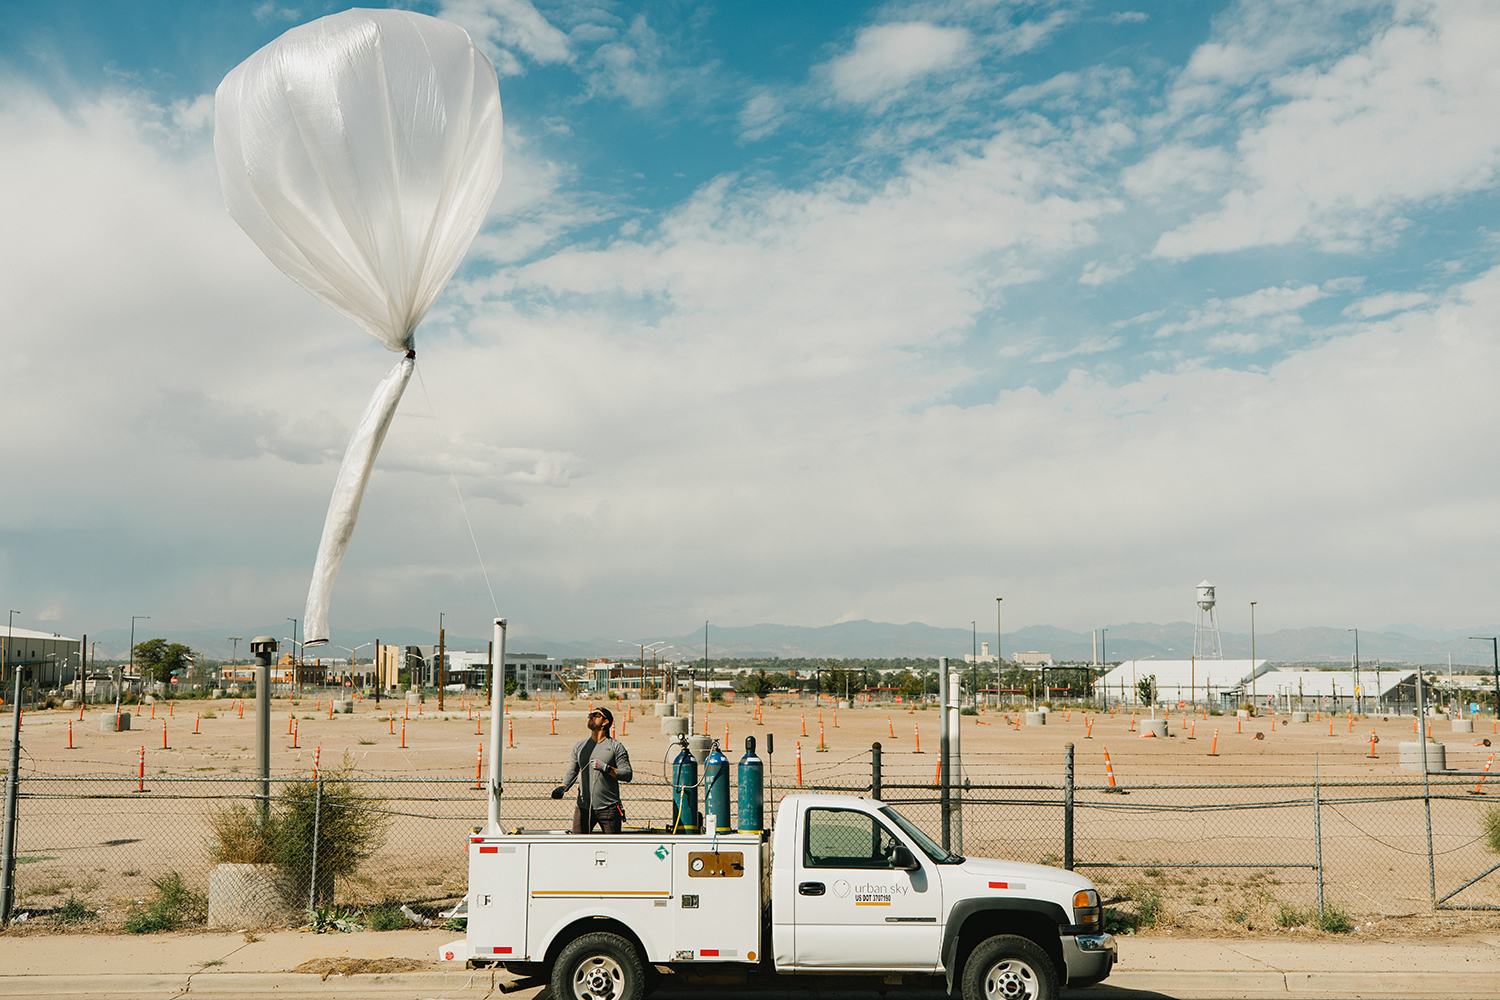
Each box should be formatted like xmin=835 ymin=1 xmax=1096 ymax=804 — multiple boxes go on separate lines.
xmin=953 ymin=911 xmax=1063 ymax=985
xmin=543 ymin=917 xmax=649 ymax=972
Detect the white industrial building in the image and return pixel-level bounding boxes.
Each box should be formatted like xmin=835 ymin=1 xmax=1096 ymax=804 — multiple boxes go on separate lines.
xmin=1093 ymin=658 xmax=1271 ymax=708
xmin=1 ymin=628 xmax=82 ymax=688
xmin=1250 ymin=667 xmax=1419 ymax=714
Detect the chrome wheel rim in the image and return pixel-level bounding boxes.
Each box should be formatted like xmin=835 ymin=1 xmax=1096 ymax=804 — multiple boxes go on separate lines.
xmin=572 ymin=954 xmax=625 ymax=1000
xmin=983 ymin=957 xmax=1039 ymax=1000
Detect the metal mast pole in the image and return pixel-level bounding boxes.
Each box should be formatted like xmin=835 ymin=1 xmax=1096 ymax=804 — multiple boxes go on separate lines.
xmin=487 ymin=618 xmax=507 ymax=833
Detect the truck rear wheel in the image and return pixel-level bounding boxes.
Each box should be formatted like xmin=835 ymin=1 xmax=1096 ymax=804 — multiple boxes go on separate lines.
xmin=553 ymin=932 xmax=646 ymax=1000
xmin=960 ymin=934 xmax=1058 ymax=1000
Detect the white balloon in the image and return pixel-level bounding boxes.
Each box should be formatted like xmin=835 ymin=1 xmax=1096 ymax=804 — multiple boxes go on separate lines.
xmin=215 ymin=7 xmax=503 ymax=353
xmin=214 ymin=9 xmax=504 ymax=644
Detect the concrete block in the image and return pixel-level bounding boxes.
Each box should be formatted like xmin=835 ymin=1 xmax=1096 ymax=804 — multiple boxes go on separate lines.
xmin=1400 ymin=741 xmax=1446 ymax=771
xmin=1024 ymin=711 xmax=1046 ymax=726
xmin=211 ymin=689 xmax=225 ymax=699
xmin=207 ymin=863 xmax=287 ymax=929
xmin=1291 ymin=711 xmax=1309 ymax=723
xmin=1145 ymin=719 xmax=1169 ymax=739
xmin=333 ymin=700 xmax=353 ymax=714
xmin=1454 ymin=718 xmax=1474 ymax=733
xmin=661 ymin=716 xmax=689 ymax=736
xmin=100 ymin=712 xmax=131 ymax=731
xmin=654 ymin=703 xmax=677 ymax=717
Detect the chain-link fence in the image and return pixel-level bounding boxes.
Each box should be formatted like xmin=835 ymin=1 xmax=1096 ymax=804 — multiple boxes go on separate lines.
xmin=7 ymin=743 xmax=1500 ymax=932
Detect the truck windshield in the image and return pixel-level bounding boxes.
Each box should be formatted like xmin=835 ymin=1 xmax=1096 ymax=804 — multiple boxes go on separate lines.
xmin=879 ymin=805 xmax=964 ymax=864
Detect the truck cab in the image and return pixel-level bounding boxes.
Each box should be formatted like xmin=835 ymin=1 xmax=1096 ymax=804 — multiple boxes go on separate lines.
xmin=446 ymin=793 xmax=1114 ymax=1000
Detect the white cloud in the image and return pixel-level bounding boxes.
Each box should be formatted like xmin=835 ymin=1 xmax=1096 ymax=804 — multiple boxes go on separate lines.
xmin=1154 ymin=282 xmax=1326 ymax=339
xmin=738 ymin=89 xmax=787 ymax=142
xmin=1120 ymin=143 xmax=1233 ymax=200
xmin=1078 ymin=258 xmax=1133 ymax=286
xmin=1343 ymin=290 xmax=1431 ymax=318
xmin=1032 ymin=335 xmax=1122 ymax=363
xmin=439 ymin=0 xmax=573 ymax=77
xmin=821 ymin=22 xmax=972 ymax=105
xmin=1155 ymin=3 xmax=1500 ymax=258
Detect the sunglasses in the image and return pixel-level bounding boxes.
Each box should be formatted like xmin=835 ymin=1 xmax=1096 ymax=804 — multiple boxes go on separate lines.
xmin=588 ymin=711 xmax=604 ymax=718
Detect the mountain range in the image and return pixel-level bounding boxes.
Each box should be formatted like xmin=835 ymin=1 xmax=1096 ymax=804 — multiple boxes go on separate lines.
xmin=66 ymin=619 xmax=1500 ymax=667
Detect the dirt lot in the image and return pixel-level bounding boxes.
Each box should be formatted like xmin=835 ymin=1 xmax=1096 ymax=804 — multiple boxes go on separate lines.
xmin=9 ymin=693 xmax=1500 ymax=937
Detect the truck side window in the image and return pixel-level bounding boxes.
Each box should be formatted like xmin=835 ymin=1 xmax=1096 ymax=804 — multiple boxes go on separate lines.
xmin=804 ymin=808 xmax=902 ymax=869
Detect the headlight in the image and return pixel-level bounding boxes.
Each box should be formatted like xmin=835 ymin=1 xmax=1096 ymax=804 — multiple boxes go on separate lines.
xmin=1073 ymin=888 xmax=1101 ymax=928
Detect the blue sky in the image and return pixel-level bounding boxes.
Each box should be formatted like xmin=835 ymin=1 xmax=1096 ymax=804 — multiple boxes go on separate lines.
xmin=2 ymin=0 xmax=1499 ymax=647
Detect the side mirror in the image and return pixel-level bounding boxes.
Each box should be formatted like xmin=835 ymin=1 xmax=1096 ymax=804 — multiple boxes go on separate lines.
xmin=891 ymin=846 xmax=919 ymax=871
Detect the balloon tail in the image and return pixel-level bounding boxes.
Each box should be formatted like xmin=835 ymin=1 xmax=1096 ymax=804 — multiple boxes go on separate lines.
xmin=304 ymin=354 xmax=414 ymax=644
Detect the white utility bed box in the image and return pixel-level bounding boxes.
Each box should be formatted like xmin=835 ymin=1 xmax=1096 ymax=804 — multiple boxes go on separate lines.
xmin=459 ymin=830 xmax=766 ymax=966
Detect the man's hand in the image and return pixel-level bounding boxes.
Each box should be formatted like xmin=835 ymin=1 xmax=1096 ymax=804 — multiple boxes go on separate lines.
xmin=591 ymin=759 xmax=605 ymax=771
xmin=550 ymin=786 xmax=566 ymax=799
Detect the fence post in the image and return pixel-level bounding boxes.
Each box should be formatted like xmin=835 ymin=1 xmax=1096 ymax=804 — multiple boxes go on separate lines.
xmin=939 ymin=659 xmax=951 ymax=851
xmin=308 ymin=777 xmax=323 ymax=912
xmin=0 ymin=668 xmax=22 ymax=924
xmin=1313 ymin=754 xmax=1324 ymax=919
xmin=1418 ymin=670 xmax=1436 ymax=911
xmin=871 ymin=742 xmax=882 ymax=800
xmin=1064 ymin=742 xmax=1074 ymax=871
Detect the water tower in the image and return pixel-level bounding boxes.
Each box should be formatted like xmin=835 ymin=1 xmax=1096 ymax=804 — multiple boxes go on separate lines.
xmin=1194 ymin=581 xmax=1223 ymax=659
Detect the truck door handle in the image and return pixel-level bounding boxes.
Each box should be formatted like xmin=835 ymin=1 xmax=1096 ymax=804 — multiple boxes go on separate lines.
xmin=798 ymin=882 xmax=825 ymax=896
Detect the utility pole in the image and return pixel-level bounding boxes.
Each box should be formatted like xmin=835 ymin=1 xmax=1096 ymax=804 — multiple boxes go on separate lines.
xmin=438 ymin=613 xmax=446 ymax=711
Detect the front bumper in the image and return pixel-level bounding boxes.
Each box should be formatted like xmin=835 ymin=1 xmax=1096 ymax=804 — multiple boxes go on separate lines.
xmin=1060 ymin=933 xmax=1116 ymax=986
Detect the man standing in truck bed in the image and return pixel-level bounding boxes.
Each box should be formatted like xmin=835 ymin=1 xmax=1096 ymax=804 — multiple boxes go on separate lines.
xmin=551 ymin=706 xmax=633 ymax=833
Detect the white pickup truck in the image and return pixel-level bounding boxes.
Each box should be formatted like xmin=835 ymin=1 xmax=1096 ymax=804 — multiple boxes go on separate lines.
xmin=442 ymin=793 xmax=1115 ymax=1000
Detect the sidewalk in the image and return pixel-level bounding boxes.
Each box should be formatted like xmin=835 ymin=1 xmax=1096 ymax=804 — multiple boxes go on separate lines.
xmin=1 ymin=929 xmax=1498 ymax=999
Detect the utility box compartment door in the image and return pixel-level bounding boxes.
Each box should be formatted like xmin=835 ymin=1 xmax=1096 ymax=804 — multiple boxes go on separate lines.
xmin=527 ymin=837 xmax=676 ymax=962
xmin=466 ymin=840 xmax=528 ymax=961
xmin=528 ymin=838 xmax=674 ymax=898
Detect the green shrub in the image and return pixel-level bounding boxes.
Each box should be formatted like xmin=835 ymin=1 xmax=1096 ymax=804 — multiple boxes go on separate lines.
xmin=272 ymin=760 xmax=391 ymax=908
xmin=1316 ymin=904 xmax=1354 ymax=933
xmin=1481 ymin=805 xmax=1500 ymax=855
xmin=206 ymin=757 xmax=390 ymax=909
xmin=1275 ymin=902 xmax=1305 ymax=927
xmin=1135 ymin=890 xmax=1163 ymax=927
xmin=53 ymin=895 xmax=96 ymax=924
xmin=365 ymin=900 xmax=407 ymax=932
xmin=124 ymin=872 xmax=205 ymax=933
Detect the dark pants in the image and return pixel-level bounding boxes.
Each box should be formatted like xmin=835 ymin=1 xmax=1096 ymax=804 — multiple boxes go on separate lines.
xmin=573 ymin=804 xmax=622 ymax=834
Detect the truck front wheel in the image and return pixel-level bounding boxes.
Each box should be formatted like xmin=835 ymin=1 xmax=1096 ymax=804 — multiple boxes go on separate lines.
xmin=960 ymin=935 xmax=1058 ymax=1000
xmin=552 ymin=932 xmax=646 ymax=1000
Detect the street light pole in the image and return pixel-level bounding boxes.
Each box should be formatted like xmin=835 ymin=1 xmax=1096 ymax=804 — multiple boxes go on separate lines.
xmin=1348 ymin=628 xmax=1360 ymax=716
xmin=1250 ymin=602 xmax=1257 ymax=705
xmin=3 ymin=612 xmax=14 ymax=686
xmin=287 ymin=618 xmax=299 ymax=695
xmin=126 ymin=616 xmax=149 ymax=714
xmin=1469 ymin=637 xmax=1499 ymax=721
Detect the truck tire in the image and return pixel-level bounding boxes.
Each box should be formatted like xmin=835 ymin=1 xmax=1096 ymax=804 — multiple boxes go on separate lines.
xmin=960 ymin=934 xmax=1058 ymax=1000
xmin=552 ymin=932 xmax=646 ymax=1000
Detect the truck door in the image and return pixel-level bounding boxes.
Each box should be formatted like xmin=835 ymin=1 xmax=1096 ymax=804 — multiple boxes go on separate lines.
xmin=792 ymin=806 xmax=941 ymax=970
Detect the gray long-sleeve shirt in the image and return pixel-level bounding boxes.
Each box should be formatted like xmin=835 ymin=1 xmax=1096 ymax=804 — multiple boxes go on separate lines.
xmin=559 ymin=736 xmax=633 ymax=809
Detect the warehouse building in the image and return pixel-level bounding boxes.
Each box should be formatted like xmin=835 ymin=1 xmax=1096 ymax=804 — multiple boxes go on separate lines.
xmin=2 ymin=628 xmax=82 ymax=688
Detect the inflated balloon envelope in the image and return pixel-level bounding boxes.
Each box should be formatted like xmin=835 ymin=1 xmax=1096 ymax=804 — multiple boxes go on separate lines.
xmin=214 ymin=8 xmax=503 ymax=645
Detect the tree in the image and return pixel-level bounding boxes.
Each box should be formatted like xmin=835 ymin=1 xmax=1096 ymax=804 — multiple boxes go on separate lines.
xmin=735 ymin=671 xmax=775 ymax=698
xmin=134 ymin=639 xmax=193 ymax=685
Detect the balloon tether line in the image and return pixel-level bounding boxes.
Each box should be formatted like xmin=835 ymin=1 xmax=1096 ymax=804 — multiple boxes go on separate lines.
xmin=414 ymin=360 xmax=499 ymax=616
